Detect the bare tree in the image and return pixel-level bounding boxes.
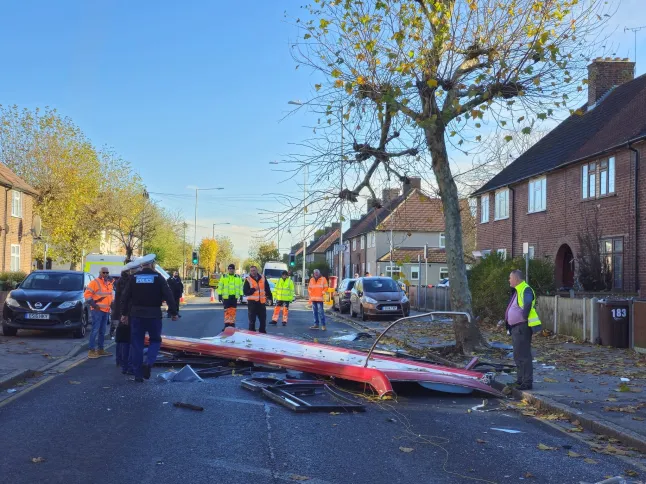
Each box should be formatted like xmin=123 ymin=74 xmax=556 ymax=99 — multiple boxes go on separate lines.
xmin=286 ymin=0 xmax=612 ymax=353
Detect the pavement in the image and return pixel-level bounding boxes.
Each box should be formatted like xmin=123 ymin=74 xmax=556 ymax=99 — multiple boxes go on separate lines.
xmin=326 ymin=307 xmax=646 ymax=455
xmin=0 ymin=297 xmax=644 ymax=483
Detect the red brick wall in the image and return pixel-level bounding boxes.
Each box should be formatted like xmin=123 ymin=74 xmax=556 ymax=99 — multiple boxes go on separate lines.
xmin=476 ymin=142 xmax=645 ymax=291
xmin=0 ymin=189 xmax=35 ymax=273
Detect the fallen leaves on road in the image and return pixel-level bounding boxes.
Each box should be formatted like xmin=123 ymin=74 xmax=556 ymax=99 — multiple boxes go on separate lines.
xmin=543 ymin=377 xmax=558 ymax=383
xmin=476 ymin=439 xmax=486 ymax=444
xmin=537 ymin=443 xmax=557 ymax=451
xmin=31 ymin=457 xmax=45 ymax=463
xmin=633 ymin=416 xmax=645 ymax=421
xmin=617 ymin=383 xmax=631 ymax=392
xmin=567 ymin=427 xmax=584 ymax=433
xmin=603 ymin=405 xmax=638 ymax=413
xmin=584 ymin=458 xmax=598 ymax=464
xmin=68 ymin=381 xmax=81 ymax=385
xmin=329 ymin=412 xmax=341 ymax=416
xmin=625 ymin=469 xmax=639 ymax=477
xmin=567 ymin=451 xmax=581 ymax=458
xmin=399 ymin=447 xmax=414 ymax=453
xmin=523 ymin=472 xmax=535 ymax=479
xmin=290 ymin=475 xmax=311 ymax=481
xmin=594 ymin=444 xmax=629 ymax=456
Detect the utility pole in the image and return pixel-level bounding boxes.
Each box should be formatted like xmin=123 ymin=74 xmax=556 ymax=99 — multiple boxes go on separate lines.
xmin=302 ymin=165 xmax=308 ymax=296
xmin=182 ymin=222 xmax=187 ymax=280
xmin=625 ymin=25 xmax=646 ymax=68
xmin=338 ymin=104 xmax=345 ymax=279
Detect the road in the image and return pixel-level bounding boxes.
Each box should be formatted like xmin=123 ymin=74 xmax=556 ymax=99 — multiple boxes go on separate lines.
xmin=0 ymin=297 xmax=640 ymax=484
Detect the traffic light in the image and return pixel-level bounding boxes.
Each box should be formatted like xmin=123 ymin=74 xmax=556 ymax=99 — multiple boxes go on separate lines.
xmin=289 ymin=253 xmax=295 ymax=267
xmin=192 ymin=251 xmax=198 ymax=265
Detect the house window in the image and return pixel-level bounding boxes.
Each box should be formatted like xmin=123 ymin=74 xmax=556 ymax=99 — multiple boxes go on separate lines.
xmin=497 ymin=248 xmax=507 ymax=260
xmin=370 ymin=232 xmax=376 ymax=248
xmin=469 ymin=198 xmax=477 ymax=217
xmin=528 ymin=246 xmax=535 ymax=260
xmin=495 ymin=189 xmax=509 ymax=220
xmin=10 ymin=244 xmax=20 ymax=271
xmin=352 ymin=239 xmax=356 ymax=251
xmin=480 ymin=195 xmax=489 ymax=223
xmin=528 ymin=177 xmax=546 ymax=213
xmin=439 ymin=232 xmax=445 ymax=248
xmin=584 ymin=157 xmax=615 ymax=199
xmin=367 ymin=262 xmax=371 ymax=274
xmin=11 ymin=191 xmax=22 ymax=218
xmin=439 ymin=267 xmax=449 ymax=280
xmin=361 ymin=262 xmax=365 ymax=274
xmin=601 ymin=237 xmax=623 ymax=290
xmin=385 ymin=265 xmax=401 ymax=277
xmin=360 ymin=236 xmax=365 ymax=250
xmin=411 ymin=267 xmax=420 ymax=280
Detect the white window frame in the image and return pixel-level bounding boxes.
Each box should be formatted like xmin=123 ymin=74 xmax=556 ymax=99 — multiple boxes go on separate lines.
xmin=497 ymin=248 xmax=507 ymax=260
xmin=11 ymin=190 xmax=22 ymax=218
xmin=385 ymin=265 xmax=401 ymax=277
xmin=480 ymin=195 xmax=490 ymax=223
xmin=481 ymin=250 xmax=492 ymax=257
xmin=439 ymin=232 xmax=446 ymax=248
xmin=494 ymin=188 xmax=509 ymax=220
xmin=360 ymin=236 xmax=365 ymax=250
xmin=10 ymin=244 xmax=20 ymax=271
xmin=410 ymin=267 xmax=420 ymax=280
xmin=528 ymin=176 xmax=546 ymax=213
xmin=439 ymin=267 xmax=449 ymax=280
xmin=370 ymin=232 xmax=376 ymax=248
xmin=352 ymin=239 xmax=356 ymax=251
xmin=469 ymin=198 xmax=477 ymax=217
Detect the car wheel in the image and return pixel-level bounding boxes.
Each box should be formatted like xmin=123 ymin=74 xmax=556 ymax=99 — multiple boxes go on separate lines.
xmin=73 ymin=311 xmax=89 ymax=339
xmin=340 ymin=304 xmax=348 ymax=314
xmin=360 ymin=305 xmax=368 ymax=322
xmin=2 ymin=324 xmax=17 ymax=336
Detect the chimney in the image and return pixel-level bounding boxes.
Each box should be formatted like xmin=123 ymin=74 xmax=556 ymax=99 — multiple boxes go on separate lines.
xmin=331 ymin=222 xmax=341 ymax=230
xmin=382 ymin=188 xmax=400 ymax=204
xmin=403 ymin=177 xmax=422 ymax=194
xmin=588 ymin=57 xmax=635 ymax=107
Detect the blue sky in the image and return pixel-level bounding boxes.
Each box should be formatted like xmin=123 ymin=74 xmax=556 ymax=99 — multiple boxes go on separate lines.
xmin=0 ymin=0 xmax=644 ymax=257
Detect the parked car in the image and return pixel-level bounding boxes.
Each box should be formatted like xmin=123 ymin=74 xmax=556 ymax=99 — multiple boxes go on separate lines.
xmin=349 ymin=277 xmax=410 ymax=321
xmin=437 ymin=278 xmax=450 ymax=288
xmin=2 ymin=271 xmax=94 ymax=338
xmin=332 ymin=278 xmax=357 ymax=314
xmin=241 ymin=279 xmax=276 ymax=306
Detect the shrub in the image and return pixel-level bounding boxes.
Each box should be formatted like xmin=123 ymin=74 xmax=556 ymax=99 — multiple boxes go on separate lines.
xmin=468 ymin=254 xmax=555 ymax=323
xmin=0 ymin=271 xmax=27 ymax=291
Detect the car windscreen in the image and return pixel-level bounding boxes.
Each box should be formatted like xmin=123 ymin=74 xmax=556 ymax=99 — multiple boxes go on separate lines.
xmin=264 ymin=269 xmax=284 ymax=279
xmin=21 ymin=273 xmax=84 ymax=291
xmin=345 ymin=280 xmax=357 ymax=290
xmin=363 ymin=278 xmax=400 ymax=292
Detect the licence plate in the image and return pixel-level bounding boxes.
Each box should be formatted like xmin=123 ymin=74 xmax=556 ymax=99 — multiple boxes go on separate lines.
xmin=382 ymin=306 xmax=398 ymax=311
xmin=26 ymin=313 xmax=50 ymax=320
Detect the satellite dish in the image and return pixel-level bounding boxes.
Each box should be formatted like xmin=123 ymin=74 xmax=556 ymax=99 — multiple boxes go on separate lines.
xmin=31 ymin=215 xmax=42 ymax=238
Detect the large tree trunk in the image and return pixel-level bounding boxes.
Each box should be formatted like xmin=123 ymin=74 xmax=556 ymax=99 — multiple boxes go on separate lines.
xmin=425 ymin=127 xmax=488 ymax=354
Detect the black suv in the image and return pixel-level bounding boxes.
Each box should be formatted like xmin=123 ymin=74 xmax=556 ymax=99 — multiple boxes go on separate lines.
xmin=2 ymin=271 xmax=95 ymax=338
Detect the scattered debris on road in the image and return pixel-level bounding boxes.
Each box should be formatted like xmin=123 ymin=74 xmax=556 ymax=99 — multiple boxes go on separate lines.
xmin=173 ymin=402 xmax=204 ymax=411
xmin=31 ymin=457 xmax=45 ymax=463
xmin=158 ymin=365 xmax=203 ymax=383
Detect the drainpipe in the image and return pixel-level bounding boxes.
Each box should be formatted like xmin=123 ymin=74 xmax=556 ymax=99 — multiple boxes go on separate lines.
xmin=629 ymin=143 xmax=640 ymax=293
xmin=3 ymin=187 xmax=8 ymax=272
xmin=508 ymin=186 xmax=516 ymax=258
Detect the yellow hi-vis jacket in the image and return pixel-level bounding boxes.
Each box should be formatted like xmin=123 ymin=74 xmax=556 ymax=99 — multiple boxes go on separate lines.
xmin=218 ymin=274 xmax=242 ymax=299
xmin=274 ymin=277 xmax=294 ymax=302
xmin=516 ymin=280 xmax=541 ymax=328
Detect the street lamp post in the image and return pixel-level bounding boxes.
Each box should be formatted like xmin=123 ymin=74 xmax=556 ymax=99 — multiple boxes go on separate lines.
xmin=338 ymin=105 xmax=345 ymax=279
xmin=192 ymin=187 xmax=224 ymax=287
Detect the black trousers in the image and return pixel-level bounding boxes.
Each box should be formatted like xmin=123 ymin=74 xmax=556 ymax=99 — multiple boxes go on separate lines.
xmin=511 ymin=322 xmax=533 ymax=385
xmin=247 ymin=301 xmax=267 ymax=333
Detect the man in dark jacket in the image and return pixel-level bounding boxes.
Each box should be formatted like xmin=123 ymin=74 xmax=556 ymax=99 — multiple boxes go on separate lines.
xmin=242 ymin=265 xmax=272 ymax=333
xmin=167 ymin=271 xmax=184 ymax=318
xmin=112 ymin=269 xmax=132 ymax=371
xmin=121 ymin=255 xmax=178 ymax=382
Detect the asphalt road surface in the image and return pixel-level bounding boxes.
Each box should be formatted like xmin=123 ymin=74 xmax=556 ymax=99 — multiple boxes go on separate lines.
xmin=0 ymin=297 xmax=639 ymax=483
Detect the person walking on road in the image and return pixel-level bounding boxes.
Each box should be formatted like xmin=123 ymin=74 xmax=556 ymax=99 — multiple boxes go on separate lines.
xmin=112 ymin=267 xmax=134 ymax=373
xmin=243 ymin=265 xmax=272 ymax=333
xmin=120 ymin=254 xmax=178 ymax=383
xmin=218 ymin=263 xmax=243 ymax=331
xmin=270 ymin=271 xmax=294 ymax=327
xmin=308 ymin=269 xmax=328 ymax=331
xmin=85 ymin=266 xmax=115 ymax=359
xmin=168 ymin=271 xmax=184 ymax=318
xmin=505 ymin=270 xmax=542 ymax=390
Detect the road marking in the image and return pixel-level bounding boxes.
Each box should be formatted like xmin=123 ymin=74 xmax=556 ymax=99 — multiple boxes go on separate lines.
xmin=203 ymin=457 xmax=334 ymax=483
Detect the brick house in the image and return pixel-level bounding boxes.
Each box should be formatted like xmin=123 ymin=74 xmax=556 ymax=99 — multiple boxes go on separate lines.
xmin=339 ymin=177 xmax=452 ymax=285
xmin=473 ymin=58 xmax=646 ymax=292
xmin=0 ymin=164 xmax=37 ymax=273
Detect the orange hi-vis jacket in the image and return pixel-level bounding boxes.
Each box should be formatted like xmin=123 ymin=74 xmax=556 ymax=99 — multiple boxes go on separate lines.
xmin=308 ymin=276 xmax=328 ymax=302
xmin=84 ymin=277 xmax=114 ymax=313
xmin=246 ymin=275 xmax=267 ymax=304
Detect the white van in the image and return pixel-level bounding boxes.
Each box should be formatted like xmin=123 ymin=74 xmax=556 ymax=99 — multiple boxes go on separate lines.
xmin=263 ymin=261 xmax=289 ymax=283
xmin=84 ymin=254 xmax=126 ymax=278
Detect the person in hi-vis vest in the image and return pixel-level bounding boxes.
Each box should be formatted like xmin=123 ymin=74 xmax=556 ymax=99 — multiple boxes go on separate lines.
xmin=270 ymin=271 xmax=294 ymax=326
